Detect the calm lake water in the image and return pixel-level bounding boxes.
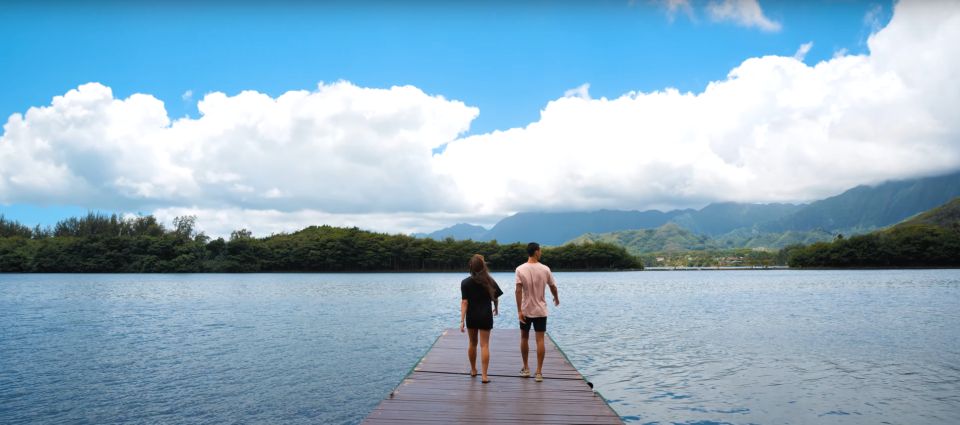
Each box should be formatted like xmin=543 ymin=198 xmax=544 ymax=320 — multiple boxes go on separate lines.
xmin=1 ymin=270 xmax=959 ymax=424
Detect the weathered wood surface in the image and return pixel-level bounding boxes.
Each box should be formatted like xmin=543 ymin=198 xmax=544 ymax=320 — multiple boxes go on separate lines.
xmin=363 ymin=328 xmax=622 ymax=424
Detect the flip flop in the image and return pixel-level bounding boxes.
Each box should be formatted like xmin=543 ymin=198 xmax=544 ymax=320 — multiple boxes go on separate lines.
xmin=482 ymin=378 xmax=491 ymax=384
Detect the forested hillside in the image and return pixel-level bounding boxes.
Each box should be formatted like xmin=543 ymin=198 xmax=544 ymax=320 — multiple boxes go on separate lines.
xmin=787 ymin=198 xmax=960 ymax=268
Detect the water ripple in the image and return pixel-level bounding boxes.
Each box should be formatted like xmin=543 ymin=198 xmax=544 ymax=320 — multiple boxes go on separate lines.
xmin=1 ymin=270 xmax=958 ymax=424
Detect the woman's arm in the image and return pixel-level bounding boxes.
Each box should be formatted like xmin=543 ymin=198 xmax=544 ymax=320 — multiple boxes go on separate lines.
xmin=460 ymin=299 xmax=468 ymax=333
xmin=493 ymin=298 xmax=499 ymax=316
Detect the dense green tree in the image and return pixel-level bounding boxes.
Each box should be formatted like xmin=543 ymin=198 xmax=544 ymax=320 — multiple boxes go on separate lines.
xmin=0 ymin=215 xmax=33 ymax=238
xmin=0 ymin=213 xmax=643 ymax=273
xmin=788 ymin=224 xmax=960 ymax=268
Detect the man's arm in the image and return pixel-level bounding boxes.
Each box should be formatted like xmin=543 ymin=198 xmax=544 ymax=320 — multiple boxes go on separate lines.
xmin=515 ymin=273 xmax=525 ymax=324
xmin=549 ymin=272 xmax=559 ymax=306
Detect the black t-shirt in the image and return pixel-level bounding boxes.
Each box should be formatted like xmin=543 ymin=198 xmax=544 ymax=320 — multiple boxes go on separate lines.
xmin=460 ymin=276 xmax=503 ymax=318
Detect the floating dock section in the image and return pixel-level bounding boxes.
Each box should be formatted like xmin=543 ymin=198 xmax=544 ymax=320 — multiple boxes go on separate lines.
xmin=363 ymin=328 xmax=622 ymax=424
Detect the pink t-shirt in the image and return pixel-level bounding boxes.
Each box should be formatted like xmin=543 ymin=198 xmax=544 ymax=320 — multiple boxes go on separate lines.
xmin=515 ymin=262 xmax=557 ymax=318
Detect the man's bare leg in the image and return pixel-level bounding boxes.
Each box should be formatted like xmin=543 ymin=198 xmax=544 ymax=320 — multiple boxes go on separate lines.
xmin=535 ymin=331 xmax=546 ymax=376
xmin=520 ymin=329 xmax=530 ymax=373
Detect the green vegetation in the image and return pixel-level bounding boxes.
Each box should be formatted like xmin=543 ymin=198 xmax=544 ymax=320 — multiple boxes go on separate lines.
xmin=569 ymin=223 xmax=712 ymax=253
xmin=566 ymin=222 xmax=835 ymax=266
xmin=569 ymin=196 xmax=960 ymax=269
xmin=898 ymin=197 xmax=960 ymax=230
xmin=712 ymin=228 xmax=835 ymax=249
xmin=0 ymin=213 xmax=642 ymax=273
xmin=787 ymin=198 xmax=960 ymax=268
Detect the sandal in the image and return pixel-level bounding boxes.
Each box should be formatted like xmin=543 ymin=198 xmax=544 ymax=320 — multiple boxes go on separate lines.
xmin=535 ymin=373 xmax=543 ymax=382
xmin=482 ymin=378 xmax=491 ymax=384
xmin=520 ymin=368 xmax=530 ymax=378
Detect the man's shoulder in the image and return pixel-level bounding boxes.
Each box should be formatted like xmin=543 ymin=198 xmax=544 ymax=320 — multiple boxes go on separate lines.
xmin=517 ymin=262 xmax=552 ymax=274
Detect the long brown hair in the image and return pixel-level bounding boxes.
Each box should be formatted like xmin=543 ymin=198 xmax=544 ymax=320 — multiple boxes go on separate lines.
xmin=468 ymin=254 xmax=497 ymax=299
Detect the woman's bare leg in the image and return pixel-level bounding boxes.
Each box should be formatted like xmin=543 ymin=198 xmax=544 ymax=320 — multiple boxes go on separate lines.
xmin=467 ymin=328 xmax=479 ymax=376
xmin=479 ymin=329 xmax=491 ymax=381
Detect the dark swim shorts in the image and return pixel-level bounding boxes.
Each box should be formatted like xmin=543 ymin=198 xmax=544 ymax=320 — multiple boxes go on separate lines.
xmin=519 ymin=316 xmax=547 ymax=332
xmin=466 ymin=313 xmax=494 ymax=330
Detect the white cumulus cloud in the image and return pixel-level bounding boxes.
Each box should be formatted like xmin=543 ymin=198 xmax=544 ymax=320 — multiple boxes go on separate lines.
xmin=434 ymin=0 xmax=960 ymax=214
xmin=655 ymin=0 xmax=780 ymax=31
xmin=1 ymin=0 xmax=958 ymax=236
xmin=655 ymin=0 xmax=695 ymax=21
xmin=706 ymin=0 xmax=781 ymax=32
xmin=563 ymin=83 xmax=591 ymax=99
xmin=793 ymin=41 xmax=813 ymax=61
xmin=151 ymin=206 xmax=502 ymax=238
xmin=0 ymin=82 xmax=478 ymax=217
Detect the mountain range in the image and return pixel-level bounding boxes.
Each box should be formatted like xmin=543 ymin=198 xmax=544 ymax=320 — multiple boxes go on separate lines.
xmin=759 ymin=171 xmax=960 ymax=233
xmin=569 ymin=224 xmax=837 ymax=255
xmin=416 ymin=170 xmax=960 ymax=248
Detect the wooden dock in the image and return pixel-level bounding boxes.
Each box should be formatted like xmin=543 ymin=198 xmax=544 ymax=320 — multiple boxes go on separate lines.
xmin=362 ymin=328 xmax=622 ymax=424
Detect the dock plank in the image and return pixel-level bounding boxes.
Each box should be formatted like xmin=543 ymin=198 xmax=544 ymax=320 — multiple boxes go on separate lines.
xmin=362 ymin=328 xmax=622 ymax=424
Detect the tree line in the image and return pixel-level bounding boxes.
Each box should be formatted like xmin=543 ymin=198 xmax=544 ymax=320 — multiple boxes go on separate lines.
xmin=639 ymin=248 xmax=783 ymax=268
xmin=784 ymin=224 xmax=960 ymax=268
xmin=0 ymin=213 xmax=643 ymax=273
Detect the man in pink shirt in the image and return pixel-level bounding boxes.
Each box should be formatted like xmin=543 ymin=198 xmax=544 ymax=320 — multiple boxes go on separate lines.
xmin=514 ymin=242 xmax=559 ymax=382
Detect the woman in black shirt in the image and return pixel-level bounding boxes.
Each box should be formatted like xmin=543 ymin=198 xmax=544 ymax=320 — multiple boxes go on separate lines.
xmin=459 ymin=254 xmax=503 ymax=383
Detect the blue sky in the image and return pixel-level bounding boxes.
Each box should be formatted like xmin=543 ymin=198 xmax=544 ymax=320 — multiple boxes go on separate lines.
xmin=2 ymin=1 xmax=890 ymax=134
xmin=6 ymin=0 xmax=957 ymax=236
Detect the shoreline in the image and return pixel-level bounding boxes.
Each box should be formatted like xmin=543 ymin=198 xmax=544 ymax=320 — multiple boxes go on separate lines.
xmin=644 ymin=266 xmax=789 ymax=271
xmin=6 ymin=267 xmax=960 ymax=274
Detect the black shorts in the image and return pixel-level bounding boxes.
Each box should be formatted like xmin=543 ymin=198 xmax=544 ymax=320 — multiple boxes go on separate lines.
xmin=519 ymin=316 xmax=547 ymax=332
xmin=466 ymin=313 xmax=493 ymax=330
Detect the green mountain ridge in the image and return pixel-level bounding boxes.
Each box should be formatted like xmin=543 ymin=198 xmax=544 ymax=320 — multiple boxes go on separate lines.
xmin=896 ymin=197 xmax=960 ymax=230
xmin=670 ymin=202 xmax=803 ymax=236
xmin=762 ymin=171 xmax=960 ymax=232
xmin=570 ymin=223 xmax=714 ymax=254
xmin=567 ymin=223 xmax=836 ymax=255
xmin=713 ymin=228 xmax=836 ymax=250
xmin=418 ymin=171 xmax=960 ymax=245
